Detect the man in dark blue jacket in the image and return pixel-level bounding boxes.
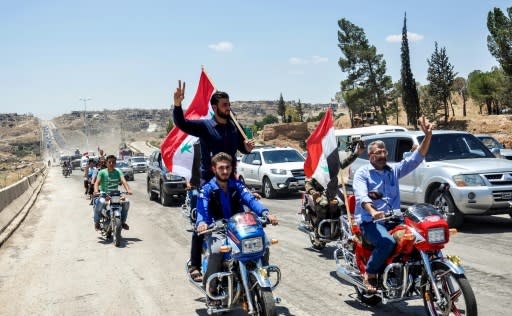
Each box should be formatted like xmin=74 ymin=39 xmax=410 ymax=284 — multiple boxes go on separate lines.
xmin=173 ymin=80 xmax=256 ymax=282
xmin=196 ymin=152 xmax=278 ymax=294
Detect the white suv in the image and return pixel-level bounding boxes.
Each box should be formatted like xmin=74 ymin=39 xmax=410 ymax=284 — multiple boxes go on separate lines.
xmin=347 ymin=130 xmax=512 ymax=227
xmin=238 ymin=146 xmax=305 ymax=198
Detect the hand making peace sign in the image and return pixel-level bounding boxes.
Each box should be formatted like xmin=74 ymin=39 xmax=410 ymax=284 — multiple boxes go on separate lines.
xmin=173 ymin=80 xmax=186 ymax=107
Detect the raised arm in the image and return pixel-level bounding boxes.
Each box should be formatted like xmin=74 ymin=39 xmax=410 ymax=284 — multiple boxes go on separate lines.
xmin=172 ymin=80 xmax=206 ymax=136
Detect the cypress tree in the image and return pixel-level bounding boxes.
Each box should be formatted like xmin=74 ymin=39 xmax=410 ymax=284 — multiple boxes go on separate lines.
xmin=400 ymin=12 xmax=420 ymax=128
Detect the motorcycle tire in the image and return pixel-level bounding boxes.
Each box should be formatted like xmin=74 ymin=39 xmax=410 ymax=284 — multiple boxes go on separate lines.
xmin=309 ymin=234 xmax=326 ymax=250
xmin=354 ymin=286 xmax=382 ymax=306
xmin=113 ymin=218 xmax=122 ymax=247
xmin=250 ymin=275 xmax=276 ymax=316
xmin=429 ymin=190 xmax=464 ymax=228
xmin=422 ymin=267 xmax=477 ymax=316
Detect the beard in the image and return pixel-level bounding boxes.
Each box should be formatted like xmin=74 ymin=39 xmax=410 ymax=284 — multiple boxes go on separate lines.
xmin=216 ymin=109 xmax=230 ymax=120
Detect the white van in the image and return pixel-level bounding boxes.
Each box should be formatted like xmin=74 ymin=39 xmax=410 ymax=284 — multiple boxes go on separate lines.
xmin=335 ymin=125 xmax=408 ymax=183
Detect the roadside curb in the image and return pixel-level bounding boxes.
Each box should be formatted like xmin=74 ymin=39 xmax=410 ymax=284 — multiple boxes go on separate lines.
xmin=0 ymin=168 xmax=48 ymax=247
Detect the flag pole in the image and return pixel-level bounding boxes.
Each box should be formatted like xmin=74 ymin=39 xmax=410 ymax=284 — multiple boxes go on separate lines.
xmin=202 ymin=65 xmax=248 ymax=141
xmin=339 ymin=162 xmax=354 ymax=229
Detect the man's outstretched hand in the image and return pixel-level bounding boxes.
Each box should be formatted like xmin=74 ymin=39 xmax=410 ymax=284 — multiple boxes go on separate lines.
xmin=418 ymin=115 xmax=432 ymax=136
xmin=173 ymin=80 xmax=186 ymax=107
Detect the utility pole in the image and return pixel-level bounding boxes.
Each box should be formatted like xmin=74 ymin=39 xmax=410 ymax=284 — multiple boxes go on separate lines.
xmin=80 ymin=97 xmax=92 ymax=149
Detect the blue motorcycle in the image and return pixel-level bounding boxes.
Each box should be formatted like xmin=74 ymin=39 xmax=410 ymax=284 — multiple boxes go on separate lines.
xmin=187 ymin=211 xmax=281 ymax=315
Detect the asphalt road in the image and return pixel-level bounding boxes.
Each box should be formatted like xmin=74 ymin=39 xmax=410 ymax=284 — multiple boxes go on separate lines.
xmin=0 ymin=167 xmax=511 ymax=315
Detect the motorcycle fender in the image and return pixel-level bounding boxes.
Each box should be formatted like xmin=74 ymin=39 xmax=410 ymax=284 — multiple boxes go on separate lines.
xmin=431 ymin=257 xmax=465 ymax=275
xmin=249 ymin=268 xmax=272 ymax=288
xmin=113 ymin=209 xmax=122 ymax=218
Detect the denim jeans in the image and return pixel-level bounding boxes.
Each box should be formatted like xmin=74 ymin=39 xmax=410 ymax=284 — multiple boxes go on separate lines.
xmin=93 ymin=197 xmax=129 ymax=224
xmin=360 ymin=221 xmax=396 ymax=274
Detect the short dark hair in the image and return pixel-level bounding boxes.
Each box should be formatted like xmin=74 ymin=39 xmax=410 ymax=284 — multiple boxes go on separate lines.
xmin=210 ymin=91 xmax=229 ymax=106
xmin=211 ymin=152 xmax=232 ymax=166
xmin=106 ymin=154 xmax=117 ymax=161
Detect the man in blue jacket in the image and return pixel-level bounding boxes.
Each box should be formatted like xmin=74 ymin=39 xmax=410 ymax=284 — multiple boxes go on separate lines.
xmin=196 ymin=152 xmax=278 ymax=295
xmin=173 ymin=81 xmax=256 ymax=281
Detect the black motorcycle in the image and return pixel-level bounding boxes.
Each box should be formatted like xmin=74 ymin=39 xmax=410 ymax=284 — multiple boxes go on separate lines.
xmin=298 ymin=189 xmax=346 ymax=250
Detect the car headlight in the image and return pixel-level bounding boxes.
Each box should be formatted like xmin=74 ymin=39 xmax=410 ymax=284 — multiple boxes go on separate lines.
xmin=427 ymin=228 xmax=446 ymax=244
xmin=270 ymin=169 xmax=287 ymax=175
xmin=165 ymin=173 xmax=183 ymax=181
xmin=452 ymin=174 xmax=485 ymax=187
xmin=242 ymin=237 xmax=264 ymax=254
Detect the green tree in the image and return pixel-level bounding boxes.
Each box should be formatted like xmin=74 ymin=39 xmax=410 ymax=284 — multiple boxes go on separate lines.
xmin=337 ymin=18 xmax=393 ymax=125
xmin=277 ymin=93 xmax=286 ymax=121
xmin=452 ymin=77 xmax=469 ymax=117
xmin=487 ymin=7 xmax=512 ymax=77
xmin=400 ymin=13 xmax=420 ymax=128
xmin=166 ymin=119 xmax=174 ymax=133
xmin=426 ymin=42 xmax=457 ymax=124
xmin=296 ymin=99 xmax=304 ymax=122
xmin=467 ymin=70 xmax=499 ymax=115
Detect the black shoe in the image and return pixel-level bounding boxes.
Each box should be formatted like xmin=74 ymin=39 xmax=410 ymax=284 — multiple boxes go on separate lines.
xmin=122 ymin=223 xmax=130 ymax=230
xmin=94 ymin=223 xmax=100 ymax=231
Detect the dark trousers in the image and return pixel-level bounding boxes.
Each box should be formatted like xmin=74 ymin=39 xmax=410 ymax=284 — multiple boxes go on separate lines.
xmin=190 ymin=231 xmax=204 ymax=269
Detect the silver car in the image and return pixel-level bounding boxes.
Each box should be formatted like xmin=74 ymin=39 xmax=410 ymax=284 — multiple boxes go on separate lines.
xmin=348 ymin=130 xmax=512 ymax=228
xmin=128 ymin=156 xmax=148 ymax=173
xmin=116 ymin=161 xmax=135 ymax=181
xmin=475 ymin=134 xmax=512 ymax=160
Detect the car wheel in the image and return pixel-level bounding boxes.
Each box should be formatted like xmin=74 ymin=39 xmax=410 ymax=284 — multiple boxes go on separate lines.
xmin=160 ymin=182 xmax=172 ymax=206
xmin=147 ymin=179 xmax=158 ymax=201
xmin=263 ymin=177 xmax=276 ymax=199
xmin=429 ymin=189 xmax=464 ymax=228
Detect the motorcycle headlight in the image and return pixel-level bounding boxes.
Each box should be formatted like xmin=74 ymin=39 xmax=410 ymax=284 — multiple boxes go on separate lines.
xmin=427 ymin=228 xmax=446 ymax=244
xmin=165 ymin=173 xmax=183 ymax=181
xmin=242 ymin=237 xmax=264 ymax=254
xmin=452 ymin=174 xmax=485 ymax=187
xmin=270 ymin=169 xmax=287 ymax=175
xmin=110 ymin=196 xmax=121 ymax=204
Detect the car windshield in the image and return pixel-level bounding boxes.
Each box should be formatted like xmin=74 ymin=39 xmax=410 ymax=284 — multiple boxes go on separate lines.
xmin=419 ymin=133 xmax=495 ymax=161
xmin=132 ymin=157 xmax=145 ymax=162
xmin=117 ymin=161 xmax=129 ymax=168
xmin=477 ymin=136 xmax=503 ymax=149
xmin=262 ymin=149 xmax=304 ymax=164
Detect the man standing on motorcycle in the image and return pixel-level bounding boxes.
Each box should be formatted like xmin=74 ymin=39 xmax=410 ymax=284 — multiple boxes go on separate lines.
xmin=93 ymin=154 xmax=133 ymax=231
xmin=172 ymin=81 xmax=256 ymax=283
xmin=305 ymin=141 xmax=366 ymax=229
xmin=353 ymin=116 xmax=432 ymax=292
xmin=196 ymin=152 xmax=278 ymax=300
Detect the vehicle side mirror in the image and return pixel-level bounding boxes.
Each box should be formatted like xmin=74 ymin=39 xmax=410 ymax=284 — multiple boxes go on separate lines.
xmin=368 ymin=190 xmax=383 ymax=200
xmin=252 ymin=159 xmax=261 ymax=165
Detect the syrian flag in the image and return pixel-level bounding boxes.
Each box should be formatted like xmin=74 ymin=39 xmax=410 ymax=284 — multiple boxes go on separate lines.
xmin=304 ymin=108 xmax=340 ymax=198
xmin=161 ymin=69 xmax=215 ymax=181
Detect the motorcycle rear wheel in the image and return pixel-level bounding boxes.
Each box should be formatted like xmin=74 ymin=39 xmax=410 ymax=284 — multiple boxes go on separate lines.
xmin=422 ymin=268 xmax=477 ymax=316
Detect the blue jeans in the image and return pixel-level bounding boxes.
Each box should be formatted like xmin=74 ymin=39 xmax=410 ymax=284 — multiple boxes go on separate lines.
xmin=360 ymin=221 xmax=396 ymax=274
xmin=93 ymin=197 xmax=129 ymax=224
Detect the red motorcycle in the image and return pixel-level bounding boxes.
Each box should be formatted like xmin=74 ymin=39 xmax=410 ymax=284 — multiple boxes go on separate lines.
xmin=335 ymin=185 xmax=477 ymax=315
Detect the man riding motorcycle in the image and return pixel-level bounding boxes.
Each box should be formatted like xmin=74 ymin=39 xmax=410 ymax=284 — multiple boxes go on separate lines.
xmin=93 ymin=154 xmax=133 ymax=231
xmin=305 ymin=141 xmax=365 ymax=230
xmin=196 ymin=152 xmax=278 ymax=305
xmin=352 ymin=116 xmax=432 ymax=292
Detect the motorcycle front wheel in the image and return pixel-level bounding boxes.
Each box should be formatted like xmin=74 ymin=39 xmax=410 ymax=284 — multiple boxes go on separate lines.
xmin=422 ymin=268 xmax=477 ymax=316
xmin=250 ymin=276 xmax=276 ymax=316
xmin=112 ymin=217 xmax=122 ymax=247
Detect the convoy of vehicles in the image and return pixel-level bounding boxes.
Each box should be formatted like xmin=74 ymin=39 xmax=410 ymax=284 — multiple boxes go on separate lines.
xmin=146 ymin=149 xmax=187 ymax=206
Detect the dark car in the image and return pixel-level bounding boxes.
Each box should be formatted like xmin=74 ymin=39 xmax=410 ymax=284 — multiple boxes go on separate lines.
xmin=146 ymin=149 xmax=187 ymax=206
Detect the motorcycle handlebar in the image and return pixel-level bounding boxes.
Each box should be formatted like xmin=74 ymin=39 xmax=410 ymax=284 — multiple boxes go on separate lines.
xmin=373 ymin=209 xmax=403 ymax=223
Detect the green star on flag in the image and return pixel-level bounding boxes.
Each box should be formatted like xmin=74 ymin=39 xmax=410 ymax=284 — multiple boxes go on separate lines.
xmin=180 ymin=142 xmax=193 ymax=154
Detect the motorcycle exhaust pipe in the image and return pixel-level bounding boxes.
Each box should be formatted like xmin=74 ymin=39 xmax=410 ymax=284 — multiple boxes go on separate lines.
xmin=335 ymin=264 xmax=367 ymax=290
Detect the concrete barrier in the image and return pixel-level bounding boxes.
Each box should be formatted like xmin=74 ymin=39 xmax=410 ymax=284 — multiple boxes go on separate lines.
xmin=0 ymin=167 xmax=47 ymax=237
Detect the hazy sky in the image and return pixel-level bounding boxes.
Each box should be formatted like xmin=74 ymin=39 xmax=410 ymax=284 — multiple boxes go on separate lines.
xmin=0 ymin=0 xmax=508 ymax=119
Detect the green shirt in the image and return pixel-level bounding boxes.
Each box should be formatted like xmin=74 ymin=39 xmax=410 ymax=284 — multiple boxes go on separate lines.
xmin=97 ymin=168 xmax=123 ymax=193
